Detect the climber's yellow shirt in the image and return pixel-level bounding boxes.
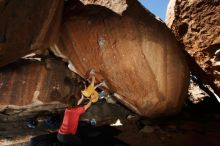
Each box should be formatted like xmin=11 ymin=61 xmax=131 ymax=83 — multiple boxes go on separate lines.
xmin=81 ymin=85 xmax=99 ymax=103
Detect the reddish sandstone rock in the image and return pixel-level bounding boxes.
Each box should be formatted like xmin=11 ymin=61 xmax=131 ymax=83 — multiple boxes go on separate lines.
xmin=0 ymin=56 xmax=83 ymax=115
xmin=53 ymin=0 xmax=189 ymax=117
xmin=166 ymin=0 xmax=220 ymax=91
xmin=80 ymin=0 xmax=127 ymax=14
xmin=0 ymin=0 xmax=63 ymax=67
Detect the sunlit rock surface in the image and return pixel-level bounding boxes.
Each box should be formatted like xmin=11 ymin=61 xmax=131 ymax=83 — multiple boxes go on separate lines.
xmin=80 ymin=0 xmax=127 ymax=15
xmin=54 ymin=0 xmax=189 ymax=117
xmin=0 ymin=0 xmax=63 ymax=67
xmin=166 ymin=0 xmax=220 ymax=92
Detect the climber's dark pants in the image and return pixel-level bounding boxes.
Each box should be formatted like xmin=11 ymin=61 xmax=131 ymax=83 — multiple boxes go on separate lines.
xmin=29 ymin=132 xmax=58 ymax=146
xmin=57 ymin=133 xmax=83 ymax=146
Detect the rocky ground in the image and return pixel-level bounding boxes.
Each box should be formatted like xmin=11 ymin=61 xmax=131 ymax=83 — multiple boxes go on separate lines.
xmin=1 ymin=97 xmax=220 ymax=146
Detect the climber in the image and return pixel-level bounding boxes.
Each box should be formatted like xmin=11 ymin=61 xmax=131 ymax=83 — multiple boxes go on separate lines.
xmin=81 ymin=69 xmax=107 ymax=103
xmin=57 ymin=93 xmax=96 ymax=146
xmin=57 ymin=69 xmax=106 ymax=146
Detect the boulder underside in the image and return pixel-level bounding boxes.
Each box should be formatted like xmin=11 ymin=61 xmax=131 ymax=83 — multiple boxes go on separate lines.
xmin=0 ymin=0 xmax=189 ymax=122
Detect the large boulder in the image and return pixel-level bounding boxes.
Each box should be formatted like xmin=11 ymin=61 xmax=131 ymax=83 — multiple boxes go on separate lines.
xmin=0 ymin=0 xmax=63 ymax=67
xmin=166 ymin=0 xmax=220 ymax=92
xmin=53 ymin=0 xmax=189 ymax=117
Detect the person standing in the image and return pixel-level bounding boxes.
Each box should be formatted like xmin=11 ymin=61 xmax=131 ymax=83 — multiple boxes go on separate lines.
xmin=57 ymin=94 xmax=94 ymax=146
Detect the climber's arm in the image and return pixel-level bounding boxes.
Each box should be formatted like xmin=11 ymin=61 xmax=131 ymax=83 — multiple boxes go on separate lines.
xmin=77 ymin=94 xmax=85 ymax=105
xmin=83 ymin=99 xmax=92 ymax=111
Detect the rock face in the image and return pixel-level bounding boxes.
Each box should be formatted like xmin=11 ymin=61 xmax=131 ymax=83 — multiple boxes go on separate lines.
xmin=0 ymin=56 xmax=83 ymax=120
xmin=54 ymin=0 xmax=190 ymax=117
xmin=0 ymin=0 xmax=63 ymax=67
xmin=166 ymin=0 xmax=220 ymax=91
xmin=80 ymin=0 xmax=128 ymax=14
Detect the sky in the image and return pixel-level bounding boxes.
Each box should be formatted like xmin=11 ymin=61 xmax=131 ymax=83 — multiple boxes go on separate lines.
xmin=138 ymin=0 xmax=169 ymax=21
